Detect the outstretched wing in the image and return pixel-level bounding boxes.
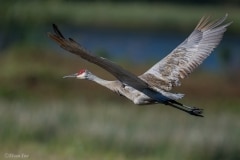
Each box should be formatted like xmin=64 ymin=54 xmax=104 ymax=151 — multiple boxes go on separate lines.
xmin=139 ymin=14 xmax=231 ymax=91
xmin=48 ymin=24 xmax=149 ymax=91
xmin=48 ymin=24 xmax=177 ymax=103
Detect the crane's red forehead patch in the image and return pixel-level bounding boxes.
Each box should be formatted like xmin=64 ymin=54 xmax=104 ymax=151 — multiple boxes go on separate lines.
xmin=78 ymin=69 xmax=86 ymax=75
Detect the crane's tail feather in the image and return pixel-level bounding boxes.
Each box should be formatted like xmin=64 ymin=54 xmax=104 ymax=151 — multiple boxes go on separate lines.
xmin=167 ymin=100 xmax=204 ymax=117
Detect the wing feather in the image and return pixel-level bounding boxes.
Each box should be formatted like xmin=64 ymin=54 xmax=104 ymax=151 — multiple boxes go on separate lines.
xmin=139 ymin=14 xmax=231 ymax=91
xmin=48 ymin=24 xmax=149 ymax=91
xmin=48 ymin=25 xmax=175 ymax=103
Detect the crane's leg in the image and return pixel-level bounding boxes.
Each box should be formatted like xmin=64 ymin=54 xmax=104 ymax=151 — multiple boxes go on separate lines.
xmin=141 ymin=88 xmax=203 ymax=117
xmin=166 ymin=100 xmax=204 ymax=117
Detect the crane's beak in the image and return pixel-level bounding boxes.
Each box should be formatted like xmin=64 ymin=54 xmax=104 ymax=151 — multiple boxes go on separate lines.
xmin=63 ymin=73 xmax=78 ymax=78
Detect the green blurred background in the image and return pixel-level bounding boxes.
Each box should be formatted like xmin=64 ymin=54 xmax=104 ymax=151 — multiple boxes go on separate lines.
xmin=0 ymin=0 xmax=240 ymax=160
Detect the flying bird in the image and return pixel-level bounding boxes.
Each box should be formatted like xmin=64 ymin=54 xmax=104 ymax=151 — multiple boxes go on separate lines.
xmin=48 ymin=14 xmax=231 ymax=117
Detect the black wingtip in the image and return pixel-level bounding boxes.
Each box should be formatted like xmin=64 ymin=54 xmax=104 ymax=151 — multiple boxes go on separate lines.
xmin=69 ymin=38 xmax=74 ymax=42
xmin=68 ymin=37 xmax=82 ymax=46
xmin=52 ymin=24 xmax=65 ymax=39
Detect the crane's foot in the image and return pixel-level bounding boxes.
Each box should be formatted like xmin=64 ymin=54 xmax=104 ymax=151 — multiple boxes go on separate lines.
xmin=188 ymin=108 xmax=204 ymax=117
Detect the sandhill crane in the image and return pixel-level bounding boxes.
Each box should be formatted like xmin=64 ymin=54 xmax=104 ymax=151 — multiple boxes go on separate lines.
xmin=48 ymin=14 xmax=231 ymax=117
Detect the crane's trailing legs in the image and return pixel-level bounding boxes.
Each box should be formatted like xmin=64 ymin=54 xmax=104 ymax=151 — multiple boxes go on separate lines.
xmin=140 ymin=88 xmax=203 ymax=117
xmin=133 ymin=96 xmax=203 ymax=117
xmin=166 ymin=100 xmax=203 ymax=117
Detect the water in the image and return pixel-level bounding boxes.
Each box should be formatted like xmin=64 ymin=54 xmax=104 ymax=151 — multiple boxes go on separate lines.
xmin=1 ymin=26 xmax=240 ymax=70
xmin=64 ymin=27 xmax=240 ymax=70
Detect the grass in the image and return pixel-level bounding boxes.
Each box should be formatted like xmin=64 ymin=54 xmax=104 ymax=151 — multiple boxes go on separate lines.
xmin=0 ymin=99 xmax=239 ymax=160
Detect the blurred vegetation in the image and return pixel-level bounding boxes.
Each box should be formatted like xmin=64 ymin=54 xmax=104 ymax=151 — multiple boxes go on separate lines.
xmin=0 ymin=100 xmax=240 ymax=160
xmin=1 ymin=0 xmax=240 ymax=5
xmin=1 ymin=2 xmax=240 ymax=32
xmin=1 ymin=1 xmax=240 ymax=160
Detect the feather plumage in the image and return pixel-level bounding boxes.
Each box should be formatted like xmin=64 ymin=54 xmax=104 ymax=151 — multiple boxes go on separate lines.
xmin=139 ymin=14 xmax=232 ymax=91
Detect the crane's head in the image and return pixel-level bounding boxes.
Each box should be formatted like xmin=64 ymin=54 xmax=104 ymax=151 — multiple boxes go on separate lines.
xmin=63 ymin=69 xmax=90 ymax=79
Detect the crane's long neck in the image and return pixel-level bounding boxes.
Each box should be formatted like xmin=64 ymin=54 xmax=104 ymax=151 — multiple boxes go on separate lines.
xmin=86 ymin=73 xmax=115 ymax=90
